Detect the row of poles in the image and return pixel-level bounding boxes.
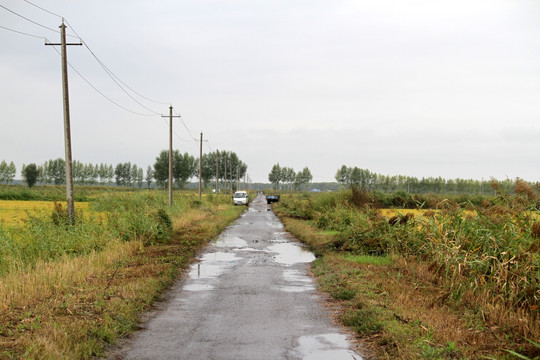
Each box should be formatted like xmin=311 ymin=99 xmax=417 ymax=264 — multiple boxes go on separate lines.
xmin=50 ymin=21 xmax=248 ymax=224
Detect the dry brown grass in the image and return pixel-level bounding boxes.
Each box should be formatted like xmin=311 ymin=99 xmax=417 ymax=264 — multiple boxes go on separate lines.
xmin=0 ymin=197 xmax=244 ymax=359
xmin=278 ymin=209 xmax=540 ymax=359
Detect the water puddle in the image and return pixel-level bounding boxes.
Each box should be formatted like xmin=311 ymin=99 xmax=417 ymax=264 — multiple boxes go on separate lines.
xmin=239 ymin=247 xmax=270 ymax=253
xmin=266 ymin=221 xmax=284 ymax=229
xmin=187 ymin=252 xmax=240 ymax=283
xmin=279 ymin=269 xmax=315 ymax=292
xmin=213 ymin=235 xmax=248 ymax=248
xmin=268 ymin=243 xmax=316 ymax=265
xmin=295 ymin=333 xmax=361 ymax=360
xmin=183 ymin=283 xmax=214 ymax=291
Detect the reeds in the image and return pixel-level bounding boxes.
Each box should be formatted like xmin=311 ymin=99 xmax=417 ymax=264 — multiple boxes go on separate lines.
xmin=276 ymin=182 xmax=540 ymax=347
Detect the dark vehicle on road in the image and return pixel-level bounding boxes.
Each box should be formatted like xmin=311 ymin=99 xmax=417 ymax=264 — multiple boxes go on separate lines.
xmin=266 ymin=194 xmax=280 ymax=204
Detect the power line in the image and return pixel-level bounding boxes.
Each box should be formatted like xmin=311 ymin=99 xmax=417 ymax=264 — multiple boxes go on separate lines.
xmin=0 ymin=4 xmax=77 ymax=38
xmin=13 ymin=1 xmax=169 ymax=112
xmin=61 ymin=18 xmax=169 ymax=110
xmin=23 ymin=0 xmax=63 ymax=19
xmin=173 ymin=109 xmax=198 ymax=142
xmin=0 ymin=24 xmax=48 ymax=40
xmin=48 ymin=45 xmax=158 ymax=117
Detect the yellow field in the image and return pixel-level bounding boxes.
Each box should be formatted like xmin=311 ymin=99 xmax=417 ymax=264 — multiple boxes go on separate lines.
xmin=379 ymin=209 xmax=428 ymax=218
xmin=0 ymin=200 xmax=89 ymax=227
xmin=379 ymin=208 xmax=539 ymax=220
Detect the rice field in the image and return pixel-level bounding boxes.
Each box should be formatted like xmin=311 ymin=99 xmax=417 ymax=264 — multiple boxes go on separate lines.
xmin=0 ymin=200 xmax=89 ymax=227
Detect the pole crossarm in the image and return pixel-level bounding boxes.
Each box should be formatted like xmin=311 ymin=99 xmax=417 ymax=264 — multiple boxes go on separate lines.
xmin=45 ymin=42 xmax=82 ymax=46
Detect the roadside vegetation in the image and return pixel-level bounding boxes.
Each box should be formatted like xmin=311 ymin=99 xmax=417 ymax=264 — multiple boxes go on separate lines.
xmin=273 ymin=180 xmax=539 ymax=359
xmin=0 ymin=188 xmax=244 ymax=359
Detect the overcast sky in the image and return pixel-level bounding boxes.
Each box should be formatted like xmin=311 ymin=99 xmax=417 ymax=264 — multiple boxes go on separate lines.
xmin=1 ymin=0 xmax=539 ymax=183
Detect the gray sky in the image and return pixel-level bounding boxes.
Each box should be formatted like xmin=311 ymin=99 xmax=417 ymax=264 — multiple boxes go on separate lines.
xmin=1 ymin=0 xmax=539 ymax=183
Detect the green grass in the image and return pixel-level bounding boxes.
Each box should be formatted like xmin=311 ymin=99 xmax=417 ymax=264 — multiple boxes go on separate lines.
xmin=0 ymin=189 xmax=245 ymax=359
xmin=275 ymin=185 xmax=540 ymax=359
xmin=343 ymin=253 xmax=393 ymax=266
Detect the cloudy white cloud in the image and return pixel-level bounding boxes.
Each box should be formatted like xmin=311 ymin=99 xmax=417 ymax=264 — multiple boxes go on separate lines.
xmin=1 ymin=0 xmax=539 ymax=183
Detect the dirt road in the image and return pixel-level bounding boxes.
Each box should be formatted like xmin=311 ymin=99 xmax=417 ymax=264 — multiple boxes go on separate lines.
xmin=111 ymin=193 xmax=363 ymax=359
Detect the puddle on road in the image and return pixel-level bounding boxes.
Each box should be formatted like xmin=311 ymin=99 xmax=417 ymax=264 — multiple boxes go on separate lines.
xmin=183 ymin=283 xmax=214 ymax=291
xmin=266 ymin=220 xmax=284 ymax=229
xmin=239 ymin=247 xmax=270 ymax=253
xmin=295 ymin=333 xmax=361 ymax=360
xmin=213 ymin=235 xmax=248 ymax=248
xmin=269 ymin=243 xmax=316 ymax=265
xmin=279 ymin=269 xmax=315 ymax=293
xmin=186 ymin=251 xmax=240 ymax=290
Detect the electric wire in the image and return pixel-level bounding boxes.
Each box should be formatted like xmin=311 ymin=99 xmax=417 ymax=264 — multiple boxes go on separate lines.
xmin=48 ymin=45 xmax=157 ymax=117
xmin=22 ymin=0 xmax=63 ymax=19
xmin=9 ymin=0 xmax=190 ymax=145
xmin=0 ymin=4 xmax=77 ymax=38
xmin=17 ymin=1 xmax=169 ymax=112
xmin=0 ymin=24 xmax=48 ymax=40
xmin=173 ymin=109 xmax=199 ymax=142
xmin=62 ymin=18 xmax=169 ymax=110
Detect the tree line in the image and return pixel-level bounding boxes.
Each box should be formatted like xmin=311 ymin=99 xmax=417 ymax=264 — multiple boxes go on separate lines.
xmin=0 ymin=160 xmax=17 ymax=184
xmin=268 ymin=163 xmax=313 ymax=190
xmin=10 ymin=149 xmax=248 ymax=190
xmin=335 ymin=165 xmax=519 ymax=195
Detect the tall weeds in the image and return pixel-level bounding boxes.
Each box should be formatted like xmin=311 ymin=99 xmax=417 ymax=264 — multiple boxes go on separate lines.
xmin=0 ymin=192 xmax=177 ymax=276
xmin=276 ymin=183 xmax=540 ymax=343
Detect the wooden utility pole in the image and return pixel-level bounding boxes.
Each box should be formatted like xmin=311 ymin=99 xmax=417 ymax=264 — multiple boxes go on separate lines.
xmin=198 ymin=132 xmax=203 ymax=200
xmin=161 ymin=106 xmax=180 ymax=207
xmin=46 ymin=22 xmax=81 ymax=225
xmin=215 ymin=150 xmax=219 ymax=194
xmin=224 ymin=156 xmax=227 ymax=195
xmin=229 ymin=161 xmax=233 ymax=193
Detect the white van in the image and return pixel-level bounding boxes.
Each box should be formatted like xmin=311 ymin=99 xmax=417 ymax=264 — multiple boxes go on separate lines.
xmin=233 ymin=191 xmax=249 ymax=206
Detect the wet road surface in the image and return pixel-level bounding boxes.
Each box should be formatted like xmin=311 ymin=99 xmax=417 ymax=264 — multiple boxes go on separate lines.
xmin=112 ymin=193 xmax=362 ymax=360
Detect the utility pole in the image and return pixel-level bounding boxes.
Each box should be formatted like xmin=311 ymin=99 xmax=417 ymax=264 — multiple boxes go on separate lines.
xmin=215 ymin=150 xmax=219 ymax=194
xmin=161 ymin=106 xmax=180 ymax=207
xmin=229 ymin=161 xmax=233 ymax=193
xmin=236 ymin=167 xmax=239 ymax=191
xmin=224 ymin=156 xmax=227 ymax=195
xmin=198 ymin=132 xmax=203 ymax=200
xmin=46 ymin=21 xmax=81 ymax=225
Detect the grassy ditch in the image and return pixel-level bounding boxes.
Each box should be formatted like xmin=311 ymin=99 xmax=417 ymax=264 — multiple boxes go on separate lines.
xmin=0 ymin=191 xmax=244 ymax=359
xmin=274 ymin=182 xmax=539 ymax=359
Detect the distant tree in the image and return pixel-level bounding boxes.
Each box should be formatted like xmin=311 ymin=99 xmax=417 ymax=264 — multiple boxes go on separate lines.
xmin=153 ymin=150 xmax=198 ymax=189
xmin=89 ymin=164 xmax=99 ymax=184
xmin=73 ymin=160 xmax=83 ymax=184
xmin=97 ymin=163 xmax=106 ymax=185
xmin=115 ymin=162 xmax=132 ymax=187
xmin=106 ymin=164 xmax=114 ymax=185
xmin=0 ymin=160 xmax=14 ymax=184
xmin=200 ymin=152 xmax=217 ymax=188
xmin=22 ymin=163 xmax=39 ymax=188
xmin=7 ymin=161 xmax=16 ymax=183
xmin=136 ymin=167 xmax=144 ymax=188
xmin=43 ymin=158 xmax=66 ymax=185
xmin=36 ymin=164 xmax=46 ymax=184
xmin=174 ymin=152 xmax=197 ymax=188
xmin=295 ymin=167 xmax=312 ymax=190
xmin=153 ymin=151 xmax=169 ymax=188
xmin=335 ymin=165 xmax=350 ymax=186
xmin=282 ymin=167 xmax=296 ymax=190
xmin=145 ymin=165 xmax=153 ymax=188
xmin=268 ymin=163 xmax=282 ymax=189
xmin=130 ymin=164 xmax=139 ymax=188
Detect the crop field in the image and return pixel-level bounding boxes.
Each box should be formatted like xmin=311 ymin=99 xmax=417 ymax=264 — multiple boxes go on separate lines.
xmin=0 ymin=200 xmax=89 ymax=227
xmin=0 ymin=186 xmax=246 ymax=359
xmin=274 ymin=182 xmax=540 ymax=359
